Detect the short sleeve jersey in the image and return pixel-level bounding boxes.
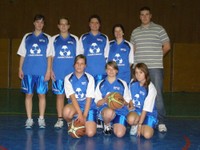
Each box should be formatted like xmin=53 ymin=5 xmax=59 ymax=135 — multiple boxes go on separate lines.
xmin=129 ymin=81 xmax=157 ymax=117
xmin=79 ymin=32 xmax=109 ymax=76
xmin=95 ymin=78 xmax=130 ymax=104
xmin=17 ymin=32 xmax=51 ymax=76
xmin=108 ymin=40 xmax=134 ymax=83
xmin=51 ymin=34 xmax=79 ymax=80
xmin=64 ymin=72 xmax=95 ymax=108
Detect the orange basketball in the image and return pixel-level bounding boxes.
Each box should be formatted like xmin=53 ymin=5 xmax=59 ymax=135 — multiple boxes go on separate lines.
xmin=107 ymin=92 xmax=125 ymax=110
xmin=68 ymin=120 xmax=85 ymax=138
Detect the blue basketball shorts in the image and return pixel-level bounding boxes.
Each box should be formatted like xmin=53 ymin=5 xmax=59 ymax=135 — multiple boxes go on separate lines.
xmin=132 ymin=110 xmax=158 ymax=128
xmin=21 ymin=75 xmax=48 ymax=94
xmin=52 ymin=79 xmax=65 ymax=95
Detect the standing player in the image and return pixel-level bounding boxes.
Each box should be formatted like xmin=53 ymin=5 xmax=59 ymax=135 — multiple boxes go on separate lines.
xmin=130 ymin=6 xmax=170 ymax=132
xmin=17 ymin=14 xmax=51 ymax=129
xmin=127 ymin=63 xmax=157 ymax=139
xmin=51 ymin=17 xmax=79 ymax=129
xmin=63 ymin=54 xmax=97 ymax=137
xmin=79 ymin=14 xmax=110 ymax=129
xmin=108 ymin=24 xmax=134 ymax=84
xmin=79 ymin=14 xmax=109 ymax=85
xmin=95 ymin=61 xmax=131 ymax=137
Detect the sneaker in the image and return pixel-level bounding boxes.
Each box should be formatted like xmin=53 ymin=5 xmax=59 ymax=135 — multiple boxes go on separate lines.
xmin=38 ymin=118 xmax=46 ymax=129
xmin=103 ymin=124 xmax=112 ymax=135
xmin=97 ymin=119 xmax=104 ymax=129
xmin=158 ymin=124 xmax=167 ymax=132
xmin=25 ymin=119 xmax=34 ymax=129
xmin=54 ymin=120 xmax=64 ymax=129
xmin=130 ymin=125 xmax=138 ymax=136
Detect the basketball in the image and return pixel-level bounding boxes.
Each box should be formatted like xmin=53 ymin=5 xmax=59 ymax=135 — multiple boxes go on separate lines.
xmin=107 ymin=92 xmax=125 ymax=110
xmin=68 ymin=120 xmax=86 ymax=138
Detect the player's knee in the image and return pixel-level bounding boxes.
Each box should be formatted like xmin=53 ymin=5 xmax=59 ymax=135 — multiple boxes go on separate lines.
xmin=143 ymin=131 xmax=153 ymax=139
xmin=114 ymin=130 xmax=125 ymax=138
xmin=86 ymin=130 xmax=96 ymax=137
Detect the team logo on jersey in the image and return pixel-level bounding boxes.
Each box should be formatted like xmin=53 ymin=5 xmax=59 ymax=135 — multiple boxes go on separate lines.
xmin=58 ymin=45 xmax=72 ymax=58
xmin=133 ymin=94 xmax=141 ymax=108
xmin=88 ymin=43 xmax=102 ymax=56
xmin=29 ymin=43 xmax=42 ymax=56
xmin=75 ymin=88 xmax=85 ymax=101
xmin=113 ymin=53 xmax=123 ymax=64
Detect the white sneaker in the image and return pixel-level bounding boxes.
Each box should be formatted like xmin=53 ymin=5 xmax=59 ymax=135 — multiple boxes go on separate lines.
xmin=54 ymin=120 xmax=64 ymax=128
xmin=130 ymin=125 xmax=138 ymax=136
xmin=25 ymin=118 xmax=34 ymax=129
xmin=38 ymin=118 xmax=46 ymax=129
xmin=158 ymin=124 xmax=167 ymax=132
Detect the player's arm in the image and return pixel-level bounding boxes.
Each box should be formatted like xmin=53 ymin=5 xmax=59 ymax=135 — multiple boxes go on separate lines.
xmin=96 ymin=97 xmax=107 ymax=107
xmin=70 ymin=93 xmax=84 ymax=122
xmin=137 ymin=110 xmax=147 ymax=137
xmin=128 ymin=100 xmax=134 ymax=111
xmin=129 ymin=42 xmax=134 ymax=67
xmin=104 ymin=35 xmax=110 ymax=60
xmin=83 ymin=97 xmax=92 ymax=119
xmin=44 ymin=56 xmax=51 ymax=81
xmin=94 ymin=82 xmax=107 ymax=107
xmin=18 ymin=56 xmax=25 ymax=79
xmin=51 ymin=56 xmax=56 ymax=81
xmin=78 ymin=35 xmax=84 ymax=55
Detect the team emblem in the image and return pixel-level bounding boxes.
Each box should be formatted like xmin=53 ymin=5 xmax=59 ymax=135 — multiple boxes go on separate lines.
xmin=59 ymin=45 xmax=71 ymax=57
xmin=134 ymin=94 xmax=141 ymax=108
xmin=113 ymin=53 xmax=123 ymax=64
xmin=75 ymin=88 xmax=84 ymax=99
xmin=30 ymin=43 xmax=41 ymax=54
xmin=89 ymin=43 xmax=100 ymax=54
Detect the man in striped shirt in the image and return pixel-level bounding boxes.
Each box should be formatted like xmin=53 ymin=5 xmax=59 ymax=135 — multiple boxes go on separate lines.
xmin=130 ymin=6 xmax=171 ymax=133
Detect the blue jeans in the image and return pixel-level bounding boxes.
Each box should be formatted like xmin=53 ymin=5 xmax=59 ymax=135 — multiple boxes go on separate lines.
xmin=149 ymin=69 xmax=166 ymax=124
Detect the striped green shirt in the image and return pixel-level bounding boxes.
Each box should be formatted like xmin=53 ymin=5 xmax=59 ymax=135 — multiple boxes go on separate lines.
xmin=130 ymin=22 xmax=170 ymax=68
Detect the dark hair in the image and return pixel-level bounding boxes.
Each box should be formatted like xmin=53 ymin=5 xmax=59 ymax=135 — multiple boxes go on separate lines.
xmin=88 ymin=14 xmax=101 ymax=24
xmin=105 ymin=61 xmax=119 ymax=71
xmin=112 ymin=24 xmax=125 ymax=35
xmin=140 ymin=6 xmax=151 ymax=12
xmin=33 ymin=14 xmax=45 ymax=22
xmin=74 ymin=54 xmax=87 ymax=66
xmin=58 ymin=17 xmax=70 ymax=25
xmin=133 ymin=63 xmax=150 ymax=88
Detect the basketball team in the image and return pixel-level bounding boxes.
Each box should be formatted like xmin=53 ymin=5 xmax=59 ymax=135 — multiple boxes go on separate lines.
xmin=17 ymin=6 xmax=171 ymax=139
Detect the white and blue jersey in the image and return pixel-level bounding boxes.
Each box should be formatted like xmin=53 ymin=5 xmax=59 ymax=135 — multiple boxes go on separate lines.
xmin=51 ymin=34 xmax=79 ymax=80
xmin=17 ymin=32 xmax=51 ymax=76
xmin=64 ymin=72 xmax=96 ymax=109
xmin=108 ymin=40 xmax=134 ymax=83
xmin=95 ymin=78 xmax=131 ymax=116
xmin=79 ymin=32 xmax=109 ymax=77
xmin=129 ymin=81 xmax=157 ymax=119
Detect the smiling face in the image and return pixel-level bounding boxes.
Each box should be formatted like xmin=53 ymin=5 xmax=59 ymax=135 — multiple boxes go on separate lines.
xmin=89 ymin=18 xmax=100 ymax=32
xmin=106 ymin=61 xmax=118 ymax=78
xmin=114 ymin=26 xmax=124 ymax=39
